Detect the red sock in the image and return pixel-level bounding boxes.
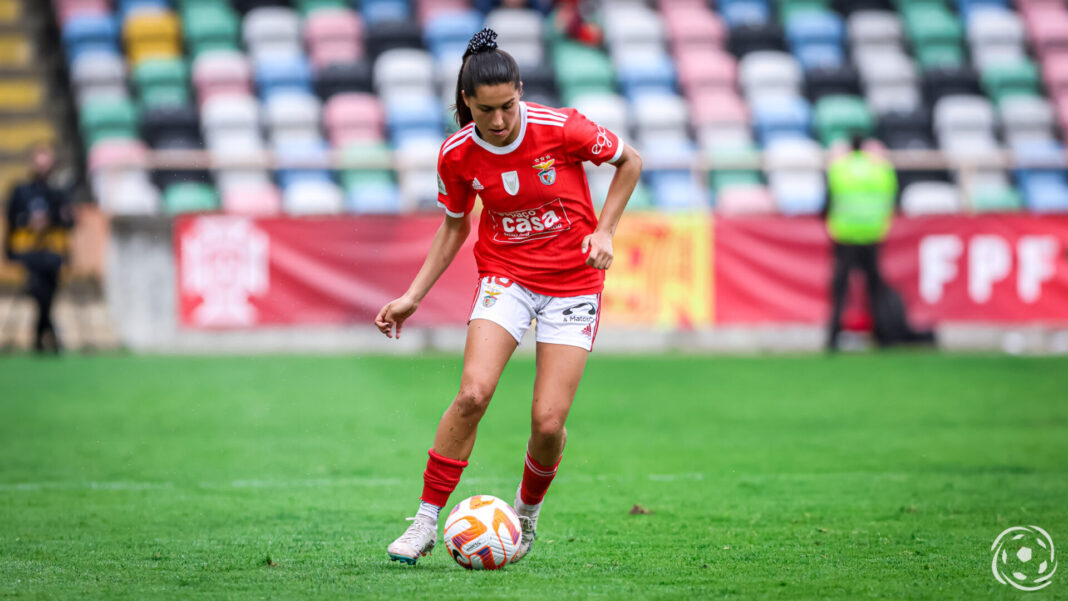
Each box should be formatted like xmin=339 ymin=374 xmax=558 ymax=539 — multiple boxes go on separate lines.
xmin=421 ymin=448 xmax=467 ymax=508
xmin=519 ymin=450 xmax=561 ymax=506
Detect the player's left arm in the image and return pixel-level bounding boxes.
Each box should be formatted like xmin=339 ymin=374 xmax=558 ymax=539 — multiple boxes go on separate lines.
xmin=583 ymin=143 xmax=642 ymax=270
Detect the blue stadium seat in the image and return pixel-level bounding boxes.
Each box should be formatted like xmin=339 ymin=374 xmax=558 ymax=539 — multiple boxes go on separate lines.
xmin=385 ymin=94 xmax=443 ymax=141
xmin=752 ymin=95 xmax=812 ymax=145
xmin=720 ymin=0 xmax=771 ymax=28
xmin=360 ymin=0 xmax=409 ymax=26
xmin=254 ymin=54 xmax=312 ymax=99
xmin=1012 ymin=141 xmax=1068 ymax=213
xmin=62 ymin=15 xmax=120 ymax=63
xmin=618 ymin=52 xmax=677 ymax=101
xmin=955 ymin=0 xmax=1008 ymax=23
xmin=424 ymin=10 xmax=483 ymax=57
xmin=275 ymin=139 xmax=334 ymax=190
xmin=117 ymin=0 xmax=171 ymax=22
xmin=787 ymin=12 xmax=845 ymax=70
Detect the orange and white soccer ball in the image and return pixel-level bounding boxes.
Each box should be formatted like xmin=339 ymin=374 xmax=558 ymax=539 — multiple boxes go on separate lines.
xmin=443 ymin=495 xmax=522 ymax=570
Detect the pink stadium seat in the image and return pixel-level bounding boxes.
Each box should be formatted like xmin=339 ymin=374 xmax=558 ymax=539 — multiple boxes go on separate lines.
xmin=1042 ymin=51 xmax=1068 ymax=92
xmin=54 ymin=0 xmax=110 ymax=26
xmin=689 ymin=89 xmax=748 ymax=127
xmin=716 ymin=185 xmax=777 ymax=216
xmin=310 ymin=42 xmax=362 ymax=70
xmin=1025 ymin=8 xmax=1068 ymax=57
xmin=192 ymin=51 xmax=253 ymax=105
xmin=676 ymin=49 xmax=737 ymax=96
xmin=87 ymin=138 xmax=149 ymax=171
xmin=222 ymin=184 xmax=283 ymax=216
xmin=662 ymin=6 xmax=727 ymax=53
xmin=324 ymin=92 xmax=384 ymax=145
xmin=417 ymin=0 xmax=470 ymax=24
xmin=304 ymin=9 xmax=363 ymax=48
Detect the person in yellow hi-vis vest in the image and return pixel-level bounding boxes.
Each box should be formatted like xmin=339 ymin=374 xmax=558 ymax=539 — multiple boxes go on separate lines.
xmin=4 ymin=144 xmax=73 ymax=353
xmin=825 ymin=135 xmax=896 ymax=351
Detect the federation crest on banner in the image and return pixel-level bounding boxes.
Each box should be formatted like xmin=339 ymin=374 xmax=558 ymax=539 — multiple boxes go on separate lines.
xmin=501 ymin=170 xmax=519 ymax=196
xmin=180 ymin=217 xmax=269 ymax=327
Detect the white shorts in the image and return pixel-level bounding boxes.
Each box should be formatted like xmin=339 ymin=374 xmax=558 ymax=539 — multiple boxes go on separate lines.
xmin=468 ymin=276 xmax=602 ymax=351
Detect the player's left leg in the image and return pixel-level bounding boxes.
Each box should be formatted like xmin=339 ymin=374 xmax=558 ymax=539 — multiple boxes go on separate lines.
xmin=512 ymin=341 xmax=589 ymax=562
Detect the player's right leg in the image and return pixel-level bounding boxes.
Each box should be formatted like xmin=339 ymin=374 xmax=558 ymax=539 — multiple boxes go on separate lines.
xmin=387 ymin=318 xmax=519 ymax=565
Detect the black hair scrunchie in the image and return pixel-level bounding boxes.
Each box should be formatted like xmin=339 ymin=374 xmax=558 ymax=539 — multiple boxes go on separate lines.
xmin=466 ymin=28 xmax=498 ymax=55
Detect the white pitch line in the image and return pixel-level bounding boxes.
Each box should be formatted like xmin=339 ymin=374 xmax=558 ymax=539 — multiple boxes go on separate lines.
xmin=0 ymin=472 xmax=709 ymax=493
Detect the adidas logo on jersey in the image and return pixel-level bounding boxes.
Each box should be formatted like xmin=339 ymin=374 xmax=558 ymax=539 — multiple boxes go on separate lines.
xmin=472 ymin=177 xmax=484 ymax=190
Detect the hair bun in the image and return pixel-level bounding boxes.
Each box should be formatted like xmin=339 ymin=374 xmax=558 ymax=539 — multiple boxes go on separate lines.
xmin=466 ymin=28 xmax=498 ymax=55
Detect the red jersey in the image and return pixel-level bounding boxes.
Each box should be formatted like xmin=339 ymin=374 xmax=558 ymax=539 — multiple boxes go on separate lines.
xmin=436 ymin=101 xmax=624 ymax=296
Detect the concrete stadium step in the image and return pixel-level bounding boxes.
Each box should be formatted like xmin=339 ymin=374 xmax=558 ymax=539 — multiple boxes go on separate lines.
xmin=0 ymin=77 xmax=45 ymax=111
xmin=0 ymin=160 xmax=28 ymax=196
xmin=0 ymin=118 xmax=55 ymax=155
xmin=0 ymin=32 xmax=30 ymax=69
xmin=0 ymin=0 xmax=20 ymax=25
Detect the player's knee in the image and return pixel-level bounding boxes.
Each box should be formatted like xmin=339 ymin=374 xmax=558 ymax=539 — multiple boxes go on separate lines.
xmin=453 ymin=383 xmax=494 ymax=418
xmin=532 ymin=414 xmax=565 ymax=440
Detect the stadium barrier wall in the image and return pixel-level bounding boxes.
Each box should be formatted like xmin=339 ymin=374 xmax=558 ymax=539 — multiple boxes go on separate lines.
xmin=106 ymin=214 xmax=1068 ymax=353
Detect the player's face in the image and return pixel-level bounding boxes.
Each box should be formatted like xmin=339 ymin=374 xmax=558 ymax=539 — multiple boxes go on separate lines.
xmin=464 ymin=83 xmax=521 ymax=147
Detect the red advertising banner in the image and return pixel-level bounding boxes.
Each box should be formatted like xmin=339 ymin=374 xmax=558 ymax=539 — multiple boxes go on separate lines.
xmin=714 ymin=215 xmax=1068 ymax=325
xmin=175 ymin=215 xmax=478 ymax=328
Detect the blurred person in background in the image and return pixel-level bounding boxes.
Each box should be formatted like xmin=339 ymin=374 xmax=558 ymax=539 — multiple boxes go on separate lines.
xmin=4 ymin=143 xmax=74 ymax=353
xmin=824 ymin=134 xmax=896 ymax=352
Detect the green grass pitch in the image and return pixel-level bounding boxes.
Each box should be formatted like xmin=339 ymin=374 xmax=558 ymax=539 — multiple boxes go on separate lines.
xmin=1 ymin=353 xmax=1066 ymax=600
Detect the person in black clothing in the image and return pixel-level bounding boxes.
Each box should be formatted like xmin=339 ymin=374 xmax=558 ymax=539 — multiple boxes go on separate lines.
xmin=4 ymin=144 xmax=74 ymax=353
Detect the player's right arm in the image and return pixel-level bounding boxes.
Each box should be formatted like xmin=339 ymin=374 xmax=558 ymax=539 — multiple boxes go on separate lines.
xmin=375 ymin=213 xmax=472 ymax=339
xmin=375 ymin=145 xmax=475 ymax=339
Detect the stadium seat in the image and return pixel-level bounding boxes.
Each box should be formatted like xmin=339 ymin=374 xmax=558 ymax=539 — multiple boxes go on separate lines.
xmin=141 ymin=104 xmax=201 ymax=148
xmin=707 ymin=142 xmax=763 ymax=193
xmin=200 ymin=93 xmax=261 ymax=146
xmin=786 ymin=11 xmax=845 ymax=71
xmin=922 ymin=65 xmax=981 ymax=106
xmin=132 ymin=57 xmax=190 ymax=108
xmin=572 ymin=93 xmax=629 ymax=141
xmin=364 ymin=20 xmax=423 ymax=61
xmin=632 ymin=92 xmax=689 ymax=141
xmin=739 ymin=51 xmax=803 ymax=100
xmin=1012 ymin=140 xmax=1068 ymax=212
xmin=374 ymin=48 xmax=435 ymax=98
xmin=163 ymin=182 xmax=219 ymax=214
xmin=720 ymin=0 xmax=772 ymax=30
xmin=662 ymin=5 xmax=727 ymax=54
xmin=361 ymin=0 xmax=410 ymax=26
xmin=813 ymin=95 xmax=875 ymax=145
xmin=751 ymin=95 xmax=812 ymax=145
xmin=192 ymin=50 xmax=253 ymax=104
xmin=980 ymin=59 xmax=1040 ymax=104
xmin=484 ymin=8 xmax=545 ymax=67
xmin=902 ymin=4 xmax=965 ymax=70
xmin=62 ymin=14 xmax=120 ymax=62
xmin=122 ymin=9 xmax=181 ymax=66
xmin=1000 ymin=95 xmax=1055 ymax=144
xmin=275 ymin=138 xmax=333 ymax=188
xmin=254 ymin=53 xmax=312 ymax=99
xmin=617 ymin=51 xmax=677 ymax=100
xmin=424 ymin=10 xmax=483 ymax=59
xmin=384 ymin=93 xmax=443 ymax=141
xmin=900 ymin=181 xmax=963 ymax=214
xmin=765 ymin=137 xmax=826 ymax=214
xmin=967 ymin=7 xmax=1025 ymax=69
xmin=804 ymin=64 xmax=861 ymax=100
xmin=222 ymin=183 xmax=283 ymax=215
xmin=847 ymin=10 xmax=903 ymax=54
xmin=87 ymin=138 xmax=160 ymax=214
xmin=676 ymin=49 xmax=737 ymax=97
xmin=727 ymin=22 xmax=785 ymax=56
xmin=314 ymin=61 xmax=373 ymax=99
xmin=264 ymin=92 xmax=323 ymax=145
xmin=553 ymin=41 xmax=615 ymax=103
xmin=716 ymin=184 xmax=778 ymax=215
xmin=324 ymin=92 xmax=384 ymax=146
xmin=79 ymin=95 xmax=138 ymax=145
xmin=243 ymin=7 xmax=302 ymax=60
xmin=304 ymin=7 xmax=364 ymax=68
xmin=181 ymin=2 xmax=240 ymax=56
xmin=70 ymin=51 xmax=127 ymax=103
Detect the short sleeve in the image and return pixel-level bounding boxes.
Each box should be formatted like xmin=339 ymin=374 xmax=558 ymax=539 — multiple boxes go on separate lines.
xmin=436 ymin=150 xmax=473 ymax=218
xmin=563 ymin=110 xmax=624 ymax=166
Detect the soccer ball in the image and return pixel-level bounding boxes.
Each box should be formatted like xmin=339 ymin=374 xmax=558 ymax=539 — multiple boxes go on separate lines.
xmin=992 ymin=526 xmax=1057 ymax=590
xmin=443 ymin=495 xmax=522 ymax=570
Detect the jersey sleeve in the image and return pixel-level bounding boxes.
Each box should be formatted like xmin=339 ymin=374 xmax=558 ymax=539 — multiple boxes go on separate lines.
xmin=563 ymin=110 xmax=624 ymax=166
xmin=436 ymin=148 xmax=473 ymax=218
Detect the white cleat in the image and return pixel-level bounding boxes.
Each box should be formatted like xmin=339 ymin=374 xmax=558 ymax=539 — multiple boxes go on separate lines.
xmin=387 ymin=515 xmax=437 ymax=565
xmin=512 ymin=487 xmax=540 ymax=563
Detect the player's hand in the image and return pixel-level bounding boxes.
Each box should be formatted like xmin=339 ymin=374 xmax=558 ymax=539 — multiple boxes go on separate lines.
xmin=581 ymin=231 xmax=614 ymax=270
xmin=374 ymin=295 xmax=419 ymax=339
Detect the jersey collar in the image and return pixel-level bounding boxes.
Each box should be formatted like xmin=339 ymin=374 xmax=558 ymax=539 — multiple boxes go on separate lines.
xmin=471 ymin=101 xmax=528 ymax=155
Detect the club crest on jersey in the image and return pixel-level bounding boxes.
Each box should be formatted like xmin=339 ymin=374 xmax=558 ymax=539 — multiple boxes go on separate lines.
xmin=501 ymin=171 xmax=519 ymax=196
xmin=532 ymin=155 xmax=557 ymax=186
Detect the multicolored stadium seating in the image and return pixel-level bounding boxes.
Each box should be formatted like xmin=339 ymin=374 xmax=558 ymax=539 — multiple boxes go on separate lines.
xmin=55 ymin=0 xmax=1068 ymax=216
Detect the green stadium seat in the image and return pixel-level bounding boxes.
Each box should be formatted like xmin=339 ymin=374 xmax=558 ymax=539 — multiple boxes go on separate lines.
xmin=981 ymin=60 xmax=1040 ymax=105
xmin=164 ymin=182 xmax=219 ymax=214
xmin=814 ymin=95 xmax=874 ymax=146
xmin=339 ymin=142 xmax=393 ymax=189
xmin=552 ymin=41 xmax=615 ymax=102
xmin=79 ymin=96 xmax=138 ymax=146
xmin=295 ymin=0 xmax=347 ymax=15
xmin=182 ymin=3 xmax=240 ymax=57
xmin=778 ymin=0 xmax=830 ymax=26
xmin=133 ymin=57 xmax=190 ymax=109
xmin=904 ymin=5 xmax=963 ymax=70
xmin=707 ymin=144 xmax=762 ymax=193
xmin=971 ymin=186 xmax=1023 ymax=213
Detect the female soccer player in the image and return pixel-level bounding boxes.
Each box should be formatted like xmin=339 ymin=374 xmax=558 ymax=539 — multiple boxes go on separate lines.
xmin=375 ymin=28 xmax=642 ymax=565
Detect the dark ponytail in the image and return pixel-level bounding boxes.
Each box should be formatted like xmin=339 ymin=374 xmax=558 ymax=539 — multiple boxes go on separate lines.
xmin=454 ymin=28 xmax=522 ymax=128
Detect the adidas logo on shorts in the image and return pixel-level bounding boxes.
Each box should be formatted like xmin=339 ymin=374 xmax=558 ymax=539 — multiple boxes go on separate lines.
xmin=581 ymin=324 xmax=593 ymax=338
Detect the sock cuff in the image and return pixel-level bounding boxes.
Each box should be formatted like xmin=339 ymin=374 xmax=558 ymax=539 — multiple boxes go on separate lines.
xmin=429 ymin=448 xmax=469 ymax=468
xmin=525 ymin=450 xmax=561 ymax=475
